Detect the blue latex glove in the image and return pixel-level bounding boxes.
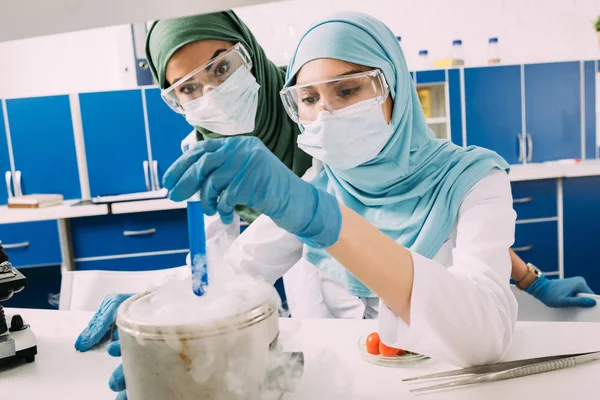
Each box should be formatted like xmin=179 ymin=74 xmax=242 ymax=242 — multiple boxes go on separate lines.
xmin=163 ymin=137 xmax=341 ymax=249
xmin=108 ymin=330 xmax=127 ymax=399
xmin=74 ymin=293 xmax=133 ymax=352
xmin=526 ymin=274 xmax=597 ymax=308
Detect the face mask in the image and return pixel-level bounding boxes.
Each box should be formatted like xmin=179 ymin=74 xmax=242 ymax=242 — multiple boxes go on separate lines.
xmin=184 ymin=67 xmax=260 ymax=136
xmin=297 ymin=99 xmax=394 ymax=170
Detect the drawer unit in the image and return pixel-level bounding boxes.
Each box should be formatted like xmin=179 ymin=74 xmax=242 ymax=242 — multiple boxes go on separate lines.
xmin=71 ymin=210 xmax=188 ymax=259
xmin=0 ymin=220 xmax=61 ymax=267
xmin=75 ymin=251 xmax=187 ymax=272
xmin=513 ymin=221 xmax=559 ymax=273
xmin=510 ymin=179 xmax=557 ymax=221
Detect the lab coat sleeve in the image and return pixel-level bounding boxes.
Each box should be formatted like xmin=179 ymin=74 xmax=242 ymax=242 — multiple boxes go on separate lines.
xmin=378 ymin=168 xmax=518 ymax=367
xmin=222 ymin=214 xmax=303 ymax=285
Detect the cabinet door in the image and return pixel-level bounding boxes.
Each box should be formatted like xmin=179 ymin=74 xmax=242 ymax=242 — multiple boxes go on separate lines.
xmin=80 ymin=90 xmax=149 ymax=197
xmin=7 ymin=95 xmax=81 ymax=199
xmin=0 ymin=102 xmax=11 ymax=204
xmin=514 ymin=221 xmax=559 ymax=273
xmin=145 ymin=88 xmax=192 ymax=188
xmin=563 ymin=176 xmax=600 ymax=292
xmin=584 ymin=60 xmax=596 ymax=160
xmin=464 ymin=66 xmax=523 ymax=164
xmin=71 ymin=210 xmax=188 ymax=259
xmin=524 ymin=62 xmax=581 ymax=162
xmin=0 ymin=220 xmax=61 ymax=267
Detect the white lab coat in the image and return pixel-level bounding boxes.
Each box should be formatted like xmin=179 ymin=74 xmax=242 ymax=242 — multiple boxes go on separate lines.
xmin=222 ymin=168 xmax=518 ymax=367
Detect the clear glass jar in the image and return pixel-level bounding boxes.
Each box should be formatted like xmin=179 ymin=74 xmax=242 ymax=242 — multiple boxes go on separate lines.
xmin=488 ymin=37 xmax=500 ymax=65
xmin=418 ymin=49 xmax=430 ymax=71
xmin=452 ymin=39 xmax=464 ymax=66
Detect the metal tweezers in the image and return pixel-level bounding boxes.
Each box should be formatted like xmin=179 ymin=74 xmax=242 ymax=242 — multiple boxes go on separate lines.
xmin=403 ymin=350 xmax=600 ymax=393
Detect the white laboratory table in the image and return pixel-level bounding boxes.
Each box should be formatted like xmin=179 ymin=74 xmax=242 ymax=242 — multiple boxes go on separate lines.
xmin=2 ymin=309 xmax=600 ymax=400
xmin=0 ymin=200 xmax=109 ymax=224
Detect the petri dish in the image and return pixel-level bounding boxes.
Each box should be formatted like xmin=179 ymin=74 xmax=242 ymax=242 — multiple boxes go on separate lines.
xmin=357 ymin=334 xmax=429 ymax=367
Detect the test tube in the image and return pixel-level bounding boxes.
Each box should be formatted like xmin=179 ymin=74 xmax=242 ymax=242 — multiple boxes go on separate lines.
xmin=187 ymin=193 xmax=207 ymax=296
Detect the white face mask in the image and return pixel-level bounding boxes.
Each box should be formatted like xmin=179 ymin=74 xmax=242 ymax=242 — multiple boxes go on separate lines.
xmin=184 ymin=67 xmax=260 ymax=136
xmin=297 ymin=99 xmax=394 ymax=170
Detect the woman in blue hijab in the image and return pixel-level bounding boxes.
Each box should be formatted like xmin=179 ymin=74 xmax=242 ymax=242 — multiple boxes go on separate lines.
xmin=163 ymin=11 xmax=516 ymax=366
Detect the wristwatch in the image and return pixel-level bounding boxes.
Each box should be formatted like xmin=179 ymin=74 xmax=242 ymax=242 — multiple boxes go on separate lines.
xmin=516 ymin=263 xmax=542 ymax=290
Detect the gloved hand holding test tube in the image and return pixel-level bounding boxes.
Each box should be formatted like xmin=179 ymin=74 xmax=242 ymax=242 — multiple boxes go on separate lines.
xmin=182 ymin=142 xmax=209 ymax=296
xmin=187 ymin=192 xmax=208 ymax=296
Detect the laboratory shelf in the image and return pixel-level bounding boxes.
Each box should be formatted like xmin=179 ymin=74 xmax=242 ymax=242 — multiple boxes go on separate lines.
xmin=426 ymin=117 xmax=448 ymax=125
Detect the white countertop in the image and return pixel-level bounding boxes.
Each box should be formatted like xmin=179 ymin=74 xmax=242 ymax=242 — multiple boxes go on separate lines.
xmin=0 ymin=200 xmax=109 ymax=224
xmin=1 ymin=160 xmax=600 ymax=225
xmin=110 ymin=198 xmax=186 ymax=215
xmin=508 ymin=159 xmax=600 ymax=182
xmin=2 ymin=308 xmax=600 ymax=400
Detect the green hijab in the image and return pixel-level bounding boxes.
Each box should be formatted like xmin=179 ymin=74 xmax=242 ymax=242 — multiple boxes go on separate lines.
xmin=145 ymin=11 xmax=312 ymax=223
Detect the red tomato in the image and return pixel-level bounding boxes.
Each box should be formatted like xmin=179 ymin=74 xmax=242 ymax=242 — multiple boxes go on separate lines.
xmin=379 ymin=341 xmax=404 ymax=357
xmin=366 ymin=332 xmax=380 ymax=355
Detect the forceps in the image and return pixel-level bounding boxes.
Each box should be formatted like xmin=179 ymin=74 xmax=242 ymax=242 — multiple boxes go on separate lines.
xmin=404 ymin=351 xmax=600 ymax=393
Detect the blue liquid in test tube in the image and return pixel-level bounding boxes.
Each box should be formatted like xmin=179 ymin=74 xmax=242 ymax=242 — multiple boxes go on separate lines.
xmin=187 ymin=193 xmax=207 ymax=296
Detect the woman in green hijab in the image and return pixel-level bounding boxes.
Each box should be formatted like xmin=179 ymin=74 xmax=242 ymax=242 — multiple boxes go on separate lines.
xmin=146 ymin=10 xmax=312 ymax=223
xmin=73 ymin=10 xmax=313 ymax=359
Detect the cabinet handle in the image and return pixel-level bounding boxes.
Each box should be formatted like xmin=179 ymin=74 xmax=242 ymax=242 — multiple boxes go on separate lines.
xmin=513 ymin=197 xmax=533 ymax=204
xmin=517 ymin=133 xmax=526 ymax=163
xmin=152 ymin=160 xmax=160 ymax=190
xmin=512 ymin=245 xmax=534 ymax=252
xmin=14 ymin=170 xmax=23 ymax=196
xmin=123 ymin=228 xmax=156 ymax=237
xmin=526 ymin=133 xmax=533 ymax=162
xmin=143 ymin=161 xmax=151 ymax=191
xmin=5 ymin=171 xmax=13 ymax=198
xmin=2 ymin=241 xmax=30 ymax=250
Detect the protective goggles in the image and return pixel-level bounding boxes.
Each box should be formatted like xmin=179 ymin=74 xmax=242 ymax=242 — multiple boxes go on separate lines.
xmin=161 ymin=43 xmax=253 ymax=114
xmin=280 ymin=69 xmax=390 ymax=123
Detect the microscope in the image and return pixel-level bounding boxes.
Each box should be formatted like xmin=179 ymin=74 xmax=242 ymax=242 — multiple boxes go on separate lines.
xmin=0 ymin=243 xmax=37 ymax=365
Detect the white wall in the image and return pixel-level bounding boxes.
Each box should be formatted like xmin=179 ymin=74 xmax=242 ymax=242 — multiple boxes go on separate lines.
xmin=2 ymin=0 xmax=600 ymax=98
xmin=237 ymin=0 xmax=600 ymax=67
xmin=0 ymin=25 xmax=137 ymax=99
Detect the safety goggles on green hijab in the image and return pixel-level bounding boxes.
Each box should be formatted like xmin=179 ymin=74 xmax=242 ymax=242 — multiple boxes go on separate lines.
xmin=145 ymin=11 xmax=312 ymax=223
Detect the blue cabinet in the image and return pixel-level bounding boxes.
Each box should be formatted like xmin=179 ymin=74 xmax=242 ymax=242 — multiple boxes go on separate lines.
xmin=524 ymin=62 xmax=581 ymax=162
xmin=7 ymin=95 xmax=81 ymax=199
xmin=71 ymin=210 xmax=188 ymax=259
xmin=448 ymin=69 xmax=463 ymax=146
xmin=584 ymin=61 xmax=597 ymax=160
xmin=0 ymin=220 xmax=61 ymax=268
xmin=514 ymin=221 xmax=559 ymax=273
xmin=80 ymin=90 xmax=150 ymax=197
xmin=145 ymin=88 xmax=192 ymax=187
xmin=563 ymin=176 xmax=600 ymax=292
xmin=0 ymin=101 xmax=11 ymax=204
xmin=464 ymin=66 xmax=523 ymax=164
xmin=511 ymin=179 xmax=557 ymax=220
xmin=74 ymin=252 xmax=186 ymax=272
xmin=415 ymin=70 xmax=445 ymax=84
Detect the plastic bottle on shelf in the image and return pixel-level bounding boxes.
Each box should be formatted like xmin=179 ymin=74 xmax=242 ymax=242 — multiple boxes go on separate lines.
xmin=488 ymin=37 xmax=500 ymax=65
xmin=452 ymin=39 xmax=464 ymax=66
xmin=418 ymin=50 xmax=430 ymax=71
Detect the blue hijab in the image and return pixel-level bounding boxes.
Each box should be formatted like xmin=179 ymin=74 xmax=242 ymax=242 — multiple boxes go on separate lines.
xmin=284 ymin=12 xmax=509 ymax=298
